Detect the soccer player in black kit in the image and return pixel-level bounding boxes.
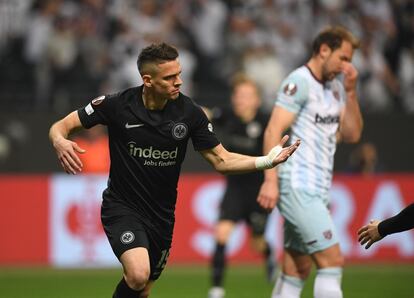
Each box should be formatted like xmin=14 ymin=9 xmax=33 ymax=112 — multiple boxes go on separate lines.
xmin=49 ymin=43 xmax=300 ymax=298
xmin=205 ymin=75 xmax=276 ymax=298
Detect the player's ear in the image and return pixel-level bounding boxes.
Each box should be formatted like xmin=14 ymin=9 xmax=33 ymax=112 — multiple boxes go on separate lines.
xmin=320 ymin=44 xmax=331 ymax=59
xmin=142 ymin=74 xmax=152 ymax=87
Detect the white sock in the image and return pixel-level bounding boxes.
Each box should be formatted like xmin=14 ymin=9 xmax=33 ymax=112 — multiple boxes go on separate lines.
xmin=314 ymin=267 xmax=343 ymax=298
xmin=208 ymin=286 xmax=224 ymax=298
xmin=271 ymin=274 xmax=304 ymax=298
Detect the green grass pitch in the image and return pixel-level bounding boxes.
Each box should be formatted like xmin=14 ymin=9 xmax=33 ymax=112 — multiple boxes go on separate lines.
xmin=1 ymin=264 xmax=413 ymax=298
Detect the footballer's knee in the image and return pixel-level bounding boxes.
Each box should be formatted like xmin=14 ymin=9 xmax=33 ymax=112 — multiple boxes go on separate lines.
xmin=329 ymin=254 xmax=345 ymax=268
xmin=284 ymin=261 xmax=312 ymax=280
xmin=124 ymin=269 xmax=150 ymax=291
xmin=313 ymin=244 xmax=345 ymax=269
xmin=297 ymin=263 xmax=313 ymax=280
xmin=214 ymin=221 xmax=234 ymax=244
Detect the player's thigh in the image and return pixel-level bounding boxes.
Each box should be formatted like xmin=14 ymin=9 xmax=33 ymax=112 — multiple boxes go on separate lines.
xmin=279 ymin=186 xmax=339 ymax=254
xmin=101 ymin=201 xmax=170 ymax=281
xmin=311 ymin=243 xmax=344 ymax=269
xmin=120 ymin=247 xmax=151 ymax=281
xmin=215 ymin=220 xmax=236 ymax=244
xmin=102 ymin=211 xmax=151 ymax=262
xmin=282 ymin=248 xmax=313 ymax=279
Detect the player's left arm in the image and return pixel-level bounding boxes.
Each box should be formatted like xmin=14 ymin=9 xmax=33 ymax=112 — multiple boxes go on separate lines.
xmin=199 ymin=136 xmax=300 ymax=174
xmin=337 ymin=62 xmax=363 ymax=143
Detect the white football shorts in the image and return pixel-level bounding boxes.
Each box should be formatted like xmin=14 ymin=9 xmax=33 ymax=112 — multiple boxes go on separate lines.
xmin=277 ymin=179 xmax=339 ymax=254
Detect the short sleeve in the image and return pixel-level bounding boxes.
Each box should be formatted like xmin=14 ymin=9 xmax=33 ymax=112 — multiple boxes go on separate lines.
xmin=275 ymin=74 xmax=309 ymax=114
xmin=190 ymin=105 xmax=220 ymax=151
xmin=77 ymin=93 xmax=119 ymax=129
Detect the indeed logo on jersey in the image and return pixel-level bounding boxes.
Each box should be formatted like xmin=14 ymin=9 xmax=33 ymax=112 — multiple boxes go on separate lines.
xmin=314 ymin=113 xmax=340 ymax=125
xmin=128 ymin=142 xmax=177 ymax=167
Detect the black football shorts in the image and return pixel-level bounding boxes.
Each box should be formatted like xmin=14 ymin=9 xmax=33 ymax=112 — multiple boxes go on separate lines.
xmin=101 ymin=194 xmax=171 ymax=280
xmin=219 ymin=185 xmax=269 ymax=236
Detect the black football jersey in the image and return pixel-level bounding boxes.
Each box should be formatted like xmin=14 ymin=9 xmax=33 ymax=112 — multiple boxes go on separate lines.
xmin=212 ymin=107 xmax=269 ymax=187
xmin=77 ymin=86 xmax=220 ymax=236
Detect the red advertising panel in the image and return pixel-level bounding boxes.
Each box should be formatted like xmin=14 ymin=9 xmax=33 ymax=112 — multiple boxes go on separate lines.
xmin=172 ymin=174 xmax=414 ymax=263
xmin=0 ymin=174 xmax=413 ymax=266
xmin=172 ymin=174 xmax=270 ymax=263
xmin=0 ymin=175 xmax=49 ymax=264
xmin=332 ymin=174 xmax=414 ymax=262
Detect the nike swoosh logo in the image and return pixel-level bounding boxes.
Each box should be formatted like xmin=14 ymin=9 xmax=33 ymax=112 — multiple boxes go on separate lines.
xmin=125 ymin=123 xmax=144 ymax=129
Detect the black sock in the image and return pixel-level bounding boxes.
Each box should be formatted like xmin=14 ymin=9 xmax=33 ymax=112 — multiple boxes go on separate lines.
xmin=211 ymin=243 xmax=226 ymax=287
xmin=112 ymin=277 xmax=143 ymax=298
xmin=263 ymin=242 xmax=277 ymax=281
xmin=263 ymin=241 xmax=272 ymax=259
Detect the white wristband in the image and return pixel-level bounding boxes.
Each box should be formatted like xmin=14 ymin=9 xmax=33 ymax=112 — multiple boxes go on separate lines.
xmin=267 ymin=145 xmax=283 ymax=161
xmin=255 ymin=145 xmax=283 ymax=170
xmin=255 ymin=156 xmax=272 ymax=170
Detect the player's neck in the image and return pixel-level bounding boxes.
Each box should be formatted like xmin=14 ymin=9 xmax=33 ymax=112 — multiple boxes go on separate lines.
xmin=237 ymin=110 xmax=256 ymax=123
xmin=142 ymin=90 xmax=168 ymax=110
xmin=306 ymin=59 xmax=323 ymax=83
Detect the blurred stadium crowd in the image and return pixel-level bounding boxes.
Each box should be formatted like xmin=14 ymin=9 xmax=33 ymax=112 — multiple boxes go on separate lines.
xmin=0 ymin=0 xmax=413 ymax=114
xmin=1 ymin=0 xmax=414 ymax=173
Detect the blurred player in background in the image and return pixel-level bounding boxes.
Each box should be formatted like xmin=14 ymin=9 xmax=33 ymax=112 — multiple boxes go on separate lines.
xmin=72 ymin=125 xmax=109 ymax=173
xmin=205 ymin=75 xmax=276 ymax=298
xmin=257 ymin=26 xmax=363 ymax=298
xmin=49 ymin=43 xmax=300 ymax=298
xmin=358 ymin=203 xmax=414 ymax=249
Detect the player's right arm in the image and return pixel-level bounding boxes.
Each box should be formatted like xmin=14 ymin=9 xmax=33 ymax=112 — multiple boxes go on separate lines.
xmin=257 ymin=73 xmax=307 ymax=211
xmin=200 ymin=135 xmax=299 ymax=175
xmin=337 ymin=62 xmax=363 ymax=143
xmin=49 ymin=111 xmax=86 ymax=175
xmin=257 ymin=106 xmax=296 ymax=211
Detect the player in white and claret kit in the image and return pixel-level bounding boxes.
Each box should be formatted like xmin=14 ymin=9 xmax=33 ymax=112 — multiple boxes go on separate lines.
xmin=257 ymin=26 xmax=363 ymax=298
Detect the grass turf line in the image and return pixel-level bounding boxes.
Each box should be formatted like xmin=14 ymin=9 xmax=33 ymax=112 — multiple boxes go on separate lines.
xmin=0 ymin=264 xmax=413 ymax=298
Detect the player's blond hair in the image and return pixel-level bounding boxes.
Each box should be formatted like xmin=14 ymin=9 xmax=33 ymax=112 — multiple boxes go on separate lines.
xmin=231 ymin=73 xmax=259 ymax=94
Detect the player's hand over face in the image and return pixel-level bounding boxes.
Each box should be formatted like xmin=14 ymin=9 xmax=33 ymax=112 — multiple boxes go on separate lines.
xmin=271 ymin=136 xmax=301 ymax=166
xmin=257 ymin=180 xmax=279 ymax=213
xmin=342 ymin=62 xmax=358 ymax=93
xmin=53 ymin=137 xmax=85 ymax=174
xmin=357 ymin=219 xmax=383 ymax=249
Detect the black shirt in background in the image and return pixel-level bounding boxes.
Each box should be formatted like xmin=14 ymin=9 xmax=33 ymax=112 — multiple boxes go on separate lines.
xmin=211 ymin=107 xmax=269 ymax=188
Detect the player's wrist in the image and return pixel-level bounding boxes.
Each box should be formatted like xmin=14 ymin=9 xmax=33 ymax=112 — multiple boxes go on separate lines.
xmin=255 ymin=145 xmax=283 ymax=170
xmin=52 ymin=135 xmax=67 ymax=149
xmin=263 ymin=176 xmax=278 ymax=183
xmin=345 ymin=89 xmax=357 ymax=98
xmin=255 ymin=156 xmax=273 ymax=170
